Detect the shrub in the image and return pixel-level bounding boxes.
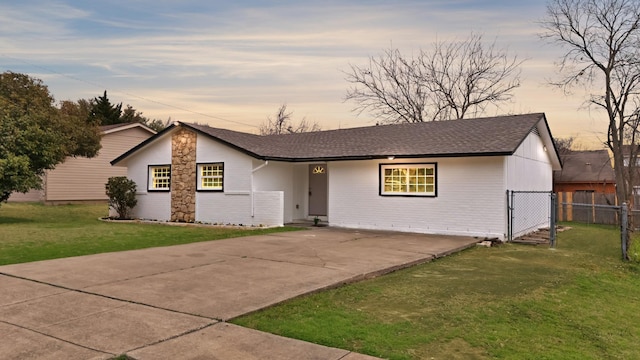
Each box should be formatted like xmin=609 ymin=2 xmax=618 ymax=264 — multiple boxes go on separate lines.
xmin=629 ymin=238 xmax=640 ymax=263
xmin=105 ymin=176 xmax=137 ymax=220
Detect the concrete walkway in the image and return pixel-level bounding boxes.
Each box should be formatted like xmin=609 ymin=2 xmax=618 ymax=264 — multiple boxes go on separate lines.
xmin=0 ymin=227 xmax=478 ymax=360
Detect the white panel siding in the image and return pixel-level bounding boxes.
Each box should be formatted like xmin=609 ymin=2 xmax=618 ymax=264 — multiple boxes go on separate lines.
xmin=125 ymin=135 xmax=172 ymax=220
xmin=506 ymin=132 xmax=553 ymax=191
xmin=506 ymin=131 xmax=554 ymax=237
xmin=329 ymin=157 xmax=507 ymax=239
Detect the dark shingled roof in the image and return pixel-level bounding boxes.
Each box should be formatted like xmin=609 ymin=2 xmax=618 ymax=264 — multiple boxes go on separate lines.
xmin=554 ymin=150 xmax=614 ymax=183
xmin=112 ymin=113 xmax=555 ymax=166
xmin=182 ymin=113 xmax=547 ymax=161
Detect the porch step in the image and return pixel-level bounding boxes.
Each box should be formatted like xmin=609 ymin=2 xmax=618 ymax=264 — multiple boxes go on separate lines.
xmin=512 ymin=228 xmax=551 ymax=245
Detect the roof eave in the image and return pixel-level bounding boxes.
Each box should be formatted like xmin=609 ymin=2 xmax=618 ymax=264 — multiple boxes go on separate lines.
xmin=262 ymin=151 xmax=515 ymax=163
xmin=110 ymin=123 xmax=177 ymax=166
xmin=178 ymin=122 xmax=266 ymax=160
xmin=102 ymin=122 xmax=157 ymax=135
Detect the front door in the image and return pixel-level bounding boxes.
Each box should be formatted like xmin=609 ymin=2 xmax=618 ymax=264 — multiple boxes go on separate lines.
xmin=308 ymin=164 xmax=327 ymax=216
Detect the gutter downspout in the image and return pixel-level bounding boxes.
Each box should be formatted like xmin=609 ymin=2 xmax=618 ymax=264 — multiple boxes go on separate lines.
xmin=251 ymin=161 xmax=269 ymax=217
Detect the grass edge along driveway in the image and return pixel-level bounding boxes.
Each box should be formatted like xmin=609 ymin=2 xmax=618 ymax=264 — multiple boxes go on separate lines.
xmin=3 ymin=203 xmax=639 ymax=360
xmin=233 ymin=224 xmax=640 ymax=360
xmin=0 ymin=203 xmax=300 ymax=266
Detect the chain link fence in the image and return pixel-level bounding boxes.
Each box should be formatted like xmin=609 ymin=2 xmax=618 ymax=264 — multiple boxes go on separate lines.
xmin=508 ymin=190 xmax=631 ymax=259
xmin=557 ymin=198 xmax=629 ymax=260
xmin=507 ymin=190 xmax=556 ymax=247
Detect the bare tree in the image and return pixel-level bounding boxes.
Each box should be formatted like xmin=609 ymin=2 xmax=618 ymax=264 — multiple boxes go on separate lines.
xmin=541 ymin=0 xmax=640 ymax=258
xmin=259 ymin=104 xmax=321 ymax=135
xmin=554 ymin=136 xmax=576 ymax=155
xmin=344 ymin=33 xmax=523 ymax=123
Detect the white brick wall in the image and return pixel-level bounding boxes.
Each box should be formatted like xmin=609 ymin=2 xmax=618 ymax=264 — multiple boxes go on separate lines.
xmin=328 ymin=157 xmax=507 ymax=239
xmin=196 ymin=192 xmax=253 ymax=225
xmin=253 ymin=161 xmax=295 ymax=223
xmin=252 ymin=191 xmax=284 ymax=226
xmin=118 ymin=126 xmax=553 ymax=237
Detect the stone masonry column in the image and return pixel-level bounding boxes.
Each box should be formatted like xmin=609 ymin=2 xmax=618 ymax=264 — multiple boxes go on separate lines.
xmin=171 ymin=127 xmax=197 ymax=222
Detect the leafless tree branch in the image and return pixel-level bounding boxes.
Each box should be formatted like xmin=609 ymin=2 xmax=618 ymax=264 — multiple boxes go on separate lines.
xmin=541 ymin=0 xmax=640 ymax=258
xmin=344 ymin=33 xmax=523 ymax=123
xmin=259 ymin=104 xmax=321 ymax=135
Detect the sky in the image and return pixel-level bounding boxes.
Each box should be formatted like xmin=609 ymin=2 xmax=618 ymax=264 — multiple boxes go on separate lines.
xmin=0 ymin=0 xmax=609 ymax=148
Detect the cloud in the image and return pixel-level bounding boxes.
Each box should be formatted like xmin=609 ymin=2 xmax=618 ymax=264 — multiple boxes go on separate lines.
xmin=0 ymin=0 xmax=607 ymax=146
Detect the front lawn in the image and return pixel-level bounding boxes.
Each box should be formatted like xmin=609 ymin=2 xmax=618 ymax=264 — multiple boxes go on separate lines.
xmin=233 ymin=224 xmax=640 ymax=360
xmin=0 ymin=203 xmax=299 ymax=265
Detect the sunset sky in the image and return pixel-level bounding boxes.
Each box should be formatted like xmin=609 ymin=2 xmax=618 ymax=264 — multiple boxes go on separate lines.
xmin=0 ymin=0 xmax=609 ymax=148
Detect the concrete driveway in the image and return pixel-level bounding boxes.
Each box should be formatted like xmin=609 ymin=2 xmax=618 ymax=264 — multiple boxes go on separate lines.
xmin=0 ymin=226 xmax=478 ymax=360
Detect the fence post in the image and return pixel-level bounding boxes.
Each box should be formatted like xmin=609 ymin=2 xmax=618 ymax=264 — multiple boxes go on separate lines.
xmin=550 ymin=193 xmax=557 ymax=248
xmin=508 ymin=190 xmax=514 ymax=242
xmin=621 ymin=202 xmax=628 ymax=261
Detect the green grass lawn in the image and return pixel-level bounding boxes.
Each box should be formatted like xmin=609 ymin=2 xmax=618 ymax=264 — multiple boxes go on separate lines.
xmin=0 ymin=202 xmax=299 ymax=265
xmin=3 ymin=203 xmax=638 ymax=359
xmin=233 ymin=224 xmax=640 ymax=360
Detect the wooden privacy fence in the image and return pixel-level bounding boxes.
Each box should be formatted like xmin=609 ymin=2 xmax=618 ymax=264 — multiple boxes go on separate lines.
xmin=556 ymin=192 xmax=619 ymax=225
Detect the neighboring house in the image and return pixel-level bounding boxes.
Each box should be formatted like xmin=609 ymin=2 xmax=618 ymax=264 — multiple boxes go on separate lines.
xmin=553 ymin=150 xmax=615 ymax=194
xmin=9 ymin=123 xmax=156 ymax=204
xmin=111 ymin=113 xmax=561 ymax=240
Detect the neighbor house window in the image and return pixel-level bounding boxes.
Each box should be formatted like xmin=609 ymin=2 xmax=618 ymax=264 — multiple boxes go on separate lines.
xmin=380 ymin=163 xmax=436 ymax=196
xmin=148 ymin=165 xmax=171 ymax=191
xmin=197 ymin=163 xmax=224 ymax=191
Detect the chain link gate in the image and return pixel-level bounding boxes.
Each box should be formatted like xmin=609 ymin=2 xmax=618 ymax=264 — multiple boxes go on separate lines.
xmin=507 ymin=190 xmax=556 ymax=247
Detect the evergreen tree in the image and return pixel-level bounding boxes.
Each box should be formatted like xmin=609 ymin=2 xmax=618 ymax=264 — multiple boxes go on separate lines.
xmin=89 ymin=90 xmax=122 ymax=125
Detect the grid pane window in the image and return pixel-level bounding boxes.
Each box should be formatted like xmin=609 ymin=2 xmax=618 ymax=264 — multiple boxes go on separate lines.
xmin=381 ymin=164 xmax=436 ymax=196
xmin=198 ymin=163 xmax=223 ymax=191
xmin=149 ymin=165 xmax=171 ymax=191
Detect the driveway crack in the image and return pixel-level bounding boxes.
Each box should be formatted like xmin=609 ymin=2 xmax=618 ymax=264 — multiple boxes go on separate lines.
xmin=1 ymin=319 xmax=114 ymax=356
xmin=0 ymin=271 xmax=221 ymax=322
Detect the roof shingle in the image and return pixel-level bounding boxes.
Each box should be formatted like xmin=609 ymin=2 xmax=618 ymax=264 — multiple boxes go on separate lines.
xmin=183 ymin=113 xmax=546 ymax=161
xmin=554 ymin=150 xmax=614 ymax=183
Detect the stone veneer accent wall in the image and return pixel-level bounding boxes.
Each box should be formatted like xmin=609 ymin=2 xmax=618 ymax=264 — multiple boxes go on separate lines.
xmin=171 ymin=128 xmax=197 ymax=222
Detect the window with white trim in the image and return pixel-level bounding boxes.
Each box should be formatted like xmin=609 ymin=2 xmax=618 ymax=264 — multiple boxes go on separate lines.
xmin=197 ymin=163 xmax=224 ymax=191
xmin=148 ymin=165 xmax=171 ymax=191
xmin=380 ymin=163 xmax=436 ymax=196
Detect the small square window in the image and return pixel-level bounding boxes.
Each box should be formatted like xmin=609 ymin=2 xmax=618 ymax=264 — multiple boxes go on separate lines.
xmin=148 ymin=165 xmax=171 ymax=191
xmin=197 ymin=163 xmax=224 ymax=191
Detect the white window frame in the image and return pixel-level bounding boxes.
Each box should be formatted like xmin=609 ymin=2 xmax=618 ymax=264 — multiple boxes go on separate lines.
xmin=379 ymin=163 xmax=437 ymax=197
xmin=148 ymin=165 xmax=171 ymax=191
xmin=197 ymin=163 xmax=224 ymax=191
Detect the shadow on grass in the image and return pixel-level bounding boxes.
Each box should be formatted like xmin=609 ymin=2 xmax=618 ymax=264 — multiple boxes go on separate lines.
xmin=0 ymin=217 xmax=33 ymax=225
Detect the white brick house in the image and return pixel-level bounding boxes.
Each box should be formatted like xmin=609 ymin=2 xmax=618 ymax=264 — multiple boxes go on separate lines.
xmin=111 ymin=113 xmax=561 ymax=240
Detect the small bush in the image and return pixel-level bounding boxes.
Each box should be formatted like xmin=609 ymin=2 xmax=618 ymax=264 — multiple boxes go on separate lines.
xmin=629 ymin=238 xmax=640 ymax=263
xmin=105 ymin=176 xmax=137 ymax=220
